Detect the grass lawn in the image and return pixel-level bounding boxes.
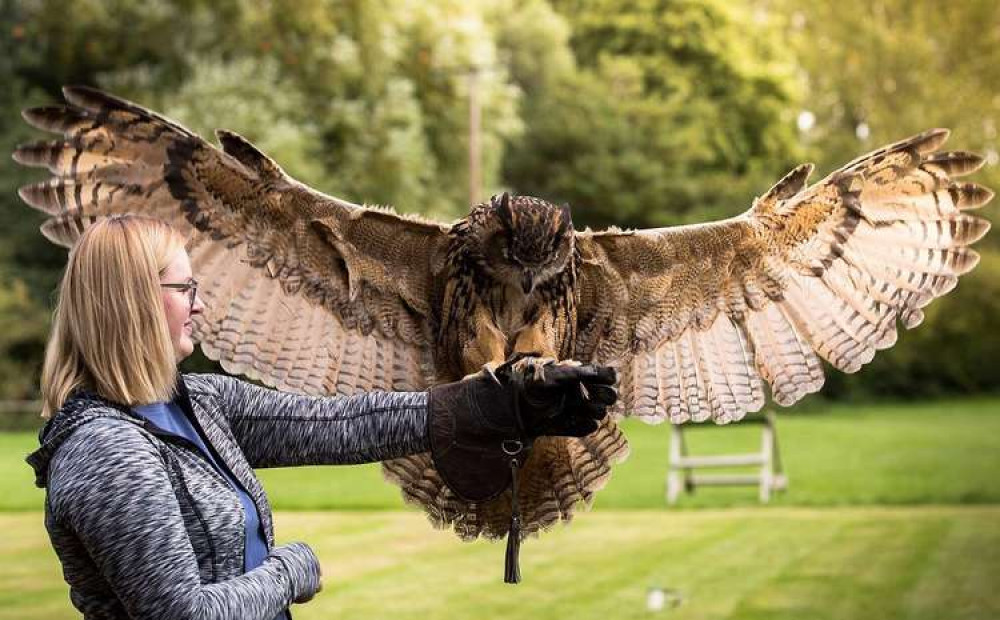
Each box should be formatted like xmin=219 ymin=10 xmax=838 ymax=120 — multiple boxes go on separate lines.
xmin=2 ymin=507 xmax=998 ymax=620
xmin=4 ymin=396 xmax=999 ymax=511
xmin=2 ymin=397 xmax=998 ymax=619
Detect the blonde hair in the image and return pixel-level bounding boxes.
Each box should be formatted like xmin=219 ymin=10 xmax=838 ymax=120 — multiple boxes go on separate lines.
xmin=41 ymin=215 xmax=186 ymax=417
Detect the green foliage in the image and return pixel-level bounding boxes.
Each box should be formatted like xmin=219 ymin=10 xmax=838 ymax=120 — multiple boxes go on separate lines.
xmin=486 ymin=0 xmax=575 ymax=98
xmin=105 ymin=55 xmax=331 ymax=190
xmin=507 ymin=0 xmax=804 ymax=229
xmin=0 ymin=0 xmax=996 ymax=401
xmin=0 ymin=23 xmax=65 ymax=299
xmin=370 ymin=0 xmax=525 ymax=214
xmin=0 ymin=18 xmax=65 ymax=399
xmin=9 ymin=0 xmax=245 ymax=94
xmin=776 ymin=0 xmax=1000 ymax=248
xmin=0 ymin=0 xmax=535 ymax=398
xmin=0 ymin=279 xmax=49 ymax=400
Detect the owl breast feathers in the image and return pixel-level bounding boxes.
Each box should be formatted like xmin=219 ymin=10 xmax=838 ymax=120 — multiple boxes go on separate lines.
xmin=14 ymin=86 xmax=994 ymax=540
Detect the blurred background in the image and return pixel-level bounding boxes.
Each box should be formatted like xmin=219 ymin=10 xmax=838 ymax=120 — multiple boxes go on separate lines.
xmin=0 ymin=1 xmax=998 ymax=619
xmin=1 ymin=0 xmax=999 ymax=407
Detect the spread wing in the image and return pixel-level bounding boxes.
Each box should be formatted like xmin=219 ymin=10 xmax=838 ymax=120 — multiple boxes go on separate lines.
xmin=14 ymin=86 xmax=449 ymax=395
xmin=575 ymin=129 xmax=993 ymax=423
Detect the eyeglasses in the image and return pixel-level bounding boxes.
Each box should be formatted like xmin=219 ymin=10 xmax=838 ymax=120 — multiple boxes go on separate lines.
xmin=161 ymin=278 xmax=199 ymax=310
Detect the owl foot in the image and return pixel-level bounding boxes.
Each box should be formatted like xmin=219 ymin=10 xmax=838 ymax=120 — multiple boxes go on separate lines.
xmin=508 ymin=354 xmax=581 ymax=383
xmin=510 ymin=355 xmax=555 ymax=383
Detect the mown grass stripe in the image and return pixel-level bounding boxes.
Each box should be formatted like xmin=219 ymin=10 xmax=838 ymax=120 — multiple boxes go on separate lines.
xmin=1 ymin=508 xmax=997 ymax=620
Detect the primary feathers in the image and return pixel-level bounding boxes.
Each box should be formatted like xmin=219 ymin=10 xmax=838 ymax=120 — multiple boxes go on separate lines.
xmin=14 ymin=86 xmax=993 ymax=540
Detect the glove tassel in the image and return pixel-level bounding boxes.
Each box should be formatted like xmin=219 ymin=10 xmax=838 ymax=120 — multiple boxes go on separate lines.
xmin=504 ymin=457 xmax=522 ymax=584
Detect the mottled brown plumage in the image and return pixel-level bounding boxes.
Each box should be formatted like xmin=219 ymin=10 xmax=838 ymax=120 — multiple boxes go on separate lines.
xmin=14 ymin=87 xmax=993 ymax=541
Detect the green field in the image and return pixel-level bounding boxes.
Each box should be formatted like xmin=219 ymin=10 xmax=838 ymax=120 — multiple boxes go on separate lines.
xmin=3 ymin=508 xmax=998 ymax=620
xmin=5 ymin=397 xmax=1000 ymax=511
xmin=2 ymin=397 xmax=999 ymax=620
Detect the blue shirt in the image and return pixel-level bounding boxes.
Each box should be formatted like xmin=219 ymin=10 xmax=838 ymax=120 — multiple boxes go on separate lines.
xmin=132 ymin=402 xmax=269 ymax=573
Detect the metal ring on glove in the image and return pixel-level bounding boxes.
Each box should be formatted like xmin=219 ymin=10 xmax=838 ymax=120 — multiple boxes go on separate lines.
xmin=501 ymin=439 xmax=524 ymax=455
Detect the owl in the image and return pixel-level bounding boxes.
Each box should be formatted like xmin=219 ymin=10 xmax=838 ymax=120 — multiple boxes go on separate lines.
xmin=14 ymin=87 xmax=994 ymax=544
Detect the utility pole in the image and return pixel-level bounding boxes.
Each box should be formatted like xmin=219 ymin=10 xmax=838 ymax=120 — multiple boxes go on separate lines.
xmin=467 ymin=66 xmax=482 ymax=206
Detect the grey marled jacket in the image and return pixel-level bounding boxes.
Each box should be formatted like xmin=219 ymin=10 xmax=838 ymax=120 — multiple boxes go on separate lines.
xmin=26 ymin=373 xmax=429 ymax=620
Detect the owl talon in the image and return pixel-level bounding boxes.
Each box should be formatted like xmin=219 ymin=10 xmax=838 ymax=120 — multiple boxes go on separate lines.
xmin=484 ymin=362 xmax=503 ymax=386
xmin=509 ymin=355 xmax=557 ymax=383
xmin=465 ymin=360 xmax=503 ymax=384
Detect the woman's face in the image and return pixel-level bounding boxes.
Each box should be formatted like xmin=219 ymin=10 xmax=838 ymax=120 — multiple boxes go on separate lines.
xmin=160 ymin=250 xmax=204 ymax=362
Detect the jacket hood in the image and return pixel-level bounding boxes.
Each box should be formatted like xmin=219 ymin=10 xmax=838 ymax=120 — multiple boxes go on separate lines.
xmin=26 ymin=391 xmax=139 ymax=488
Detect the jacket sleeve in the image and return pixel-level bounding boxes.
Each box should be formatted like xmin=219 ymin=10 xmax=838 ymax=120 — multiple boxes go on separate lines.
xmin=199 ymin=374 xmax=430 ymax=468
xmin=47 ymin=420 xmax=321 ymax=620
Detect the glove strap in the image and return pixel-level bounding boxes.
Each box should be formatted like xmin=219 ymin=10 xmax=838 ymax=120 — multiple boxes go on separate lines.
xmin=502 ymin=361 xmax=528 ymax=584
xmin=504 ymin=448 xmax=522 ymax=584
xmin=501 ymin=360 xmax=526 ymax=584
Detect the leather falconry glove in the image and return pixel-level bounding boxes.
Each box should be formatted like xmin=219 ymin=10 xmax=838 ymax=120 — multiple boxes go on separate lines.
xmin=515 ymin=361 xmax=618 ymax=439
xmin=427 ymin=359 xmax=617 ymax=502
xmin=426 ymin=357 xmax=618 ymax=584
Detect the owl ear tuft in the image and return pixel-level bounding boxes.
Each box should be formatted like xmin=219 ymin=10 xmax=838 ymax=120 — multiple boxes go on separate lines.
xmin=494 ymin=192 xmax=516 ymax=230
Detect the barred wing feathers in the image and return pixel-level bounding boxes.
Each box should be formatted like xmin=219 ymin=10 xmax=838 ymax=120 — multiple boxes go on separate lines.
xmin=575 ymin=129 xmax=993 ymax=423
xmin=14 ymin=86 xmax=447 ymax=396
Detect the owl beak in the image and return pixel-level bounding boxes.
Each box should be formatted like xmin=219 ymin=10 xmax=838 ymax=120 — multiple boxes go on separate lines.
xmin=521 ymin=272 xmax=534 ymax=295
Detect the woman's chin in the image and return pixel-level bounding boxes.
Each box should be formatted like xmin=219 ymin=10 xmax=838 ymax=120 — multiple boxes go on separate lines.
xmin=175 ymin=339 xmax=195 ymax=363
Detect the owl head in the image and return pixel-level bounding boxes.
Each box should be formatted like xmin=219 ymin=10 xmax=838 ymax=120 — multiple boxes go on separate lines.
xmin=477 ymin=193 xmax=575 ymax=295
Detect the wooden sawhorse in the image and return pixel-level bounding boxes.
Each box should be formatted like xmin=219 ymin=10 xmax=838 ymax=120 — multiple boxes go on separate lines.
xmin=666 ymin=411 xmax=787 ymax=504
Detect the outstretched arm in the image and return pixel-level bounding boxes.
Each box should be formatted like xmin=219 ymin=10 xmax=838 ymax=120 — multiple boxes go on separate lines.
xmin=196 ymin=374 xmax=429 ymax=468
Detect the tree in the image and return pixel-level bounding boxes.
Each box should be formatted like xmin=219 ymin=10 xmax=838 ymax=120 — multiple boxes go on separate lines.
xmin=506 ymin=0 xmax=805 ymax=230
xmin=0 ymin=0 xmax=539 ymax=399
xmin=2 ymin=0 xmax=995 ymax=402
xmin=771 ymin=0 xmax=1000 ymax=248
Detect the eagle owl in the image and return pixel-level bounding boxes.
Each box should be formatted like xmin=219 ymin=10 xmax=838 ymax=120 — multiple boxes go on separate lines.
xmin=14 ymin=87 xmax=994 ymax=543
xmin=438 ymin=194 xmax=578 ymax=377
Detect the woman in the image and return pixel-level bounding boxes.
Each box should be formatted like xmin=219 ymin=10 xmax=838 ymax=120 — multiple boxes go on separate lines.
xmin=26 ymin=215 xmax=617 ymax=620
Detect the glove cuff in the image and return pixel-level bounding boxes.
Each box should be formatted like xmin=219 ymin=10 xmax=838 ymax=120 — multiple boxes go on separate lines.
xmin=427 ymin=376 xmax=530 ymax=503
